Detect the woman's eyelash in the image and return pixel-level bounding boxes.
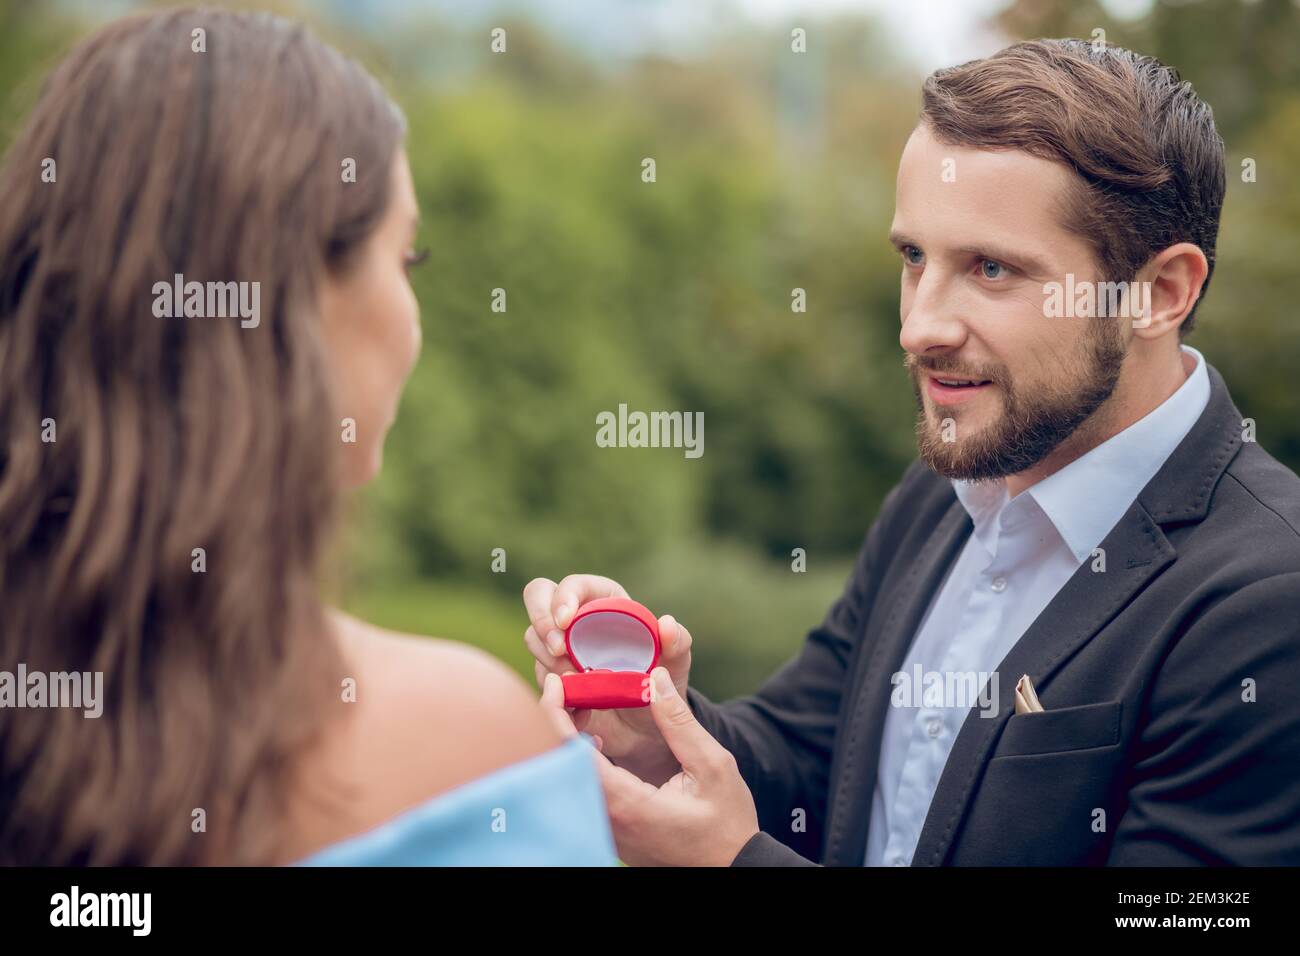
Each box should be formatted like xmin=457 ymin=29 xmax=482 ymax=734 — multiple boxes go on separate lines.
xmin=404 ymin=247 xmax=429 ymax=270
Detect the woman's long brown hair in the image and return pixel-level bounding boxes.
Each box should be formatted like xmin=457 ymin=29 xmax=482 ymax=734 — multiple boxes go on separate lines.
xmin=0 ymin=8 xmax=405 ymax=864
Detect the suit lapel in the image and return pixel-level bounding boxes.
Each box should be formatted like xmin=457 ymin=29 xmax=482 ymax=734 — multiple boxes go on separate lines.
xmin=824 ymin=362 xmax=1243 ymax=867
xmin=823 ymin=497 xmax=972 ymax=866
xmin=909 ymin=501 xmax=1175 ymax=865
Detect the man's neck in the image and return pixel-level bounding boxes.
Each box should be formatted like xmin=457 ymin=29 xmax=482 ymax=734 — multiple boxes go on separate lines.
xmin=1005 ymin=346 xmax=1195 ymax=498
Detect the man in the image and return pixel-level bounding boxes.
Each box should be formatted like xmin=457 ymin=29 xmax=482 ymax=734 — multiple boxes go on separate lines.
xmin=524 ymin=39 xmax=1300 ymax=866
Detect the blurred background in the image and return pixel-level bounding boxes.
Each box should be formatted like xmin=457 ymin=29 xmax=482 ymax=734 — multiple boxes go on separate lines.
xmin=2 ymin=0 xmax=1297 ymax=700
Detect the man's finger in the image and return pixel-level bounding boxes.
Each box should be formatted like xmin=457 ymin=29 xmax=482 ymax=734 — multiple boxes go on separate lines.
xmin=570 ymin=707 xmax=593 ymax=734
xmin=645 ymin=666 xmax=730 ymax=778
xmin=594 ymin=747 xmax=658 ymax=807
xmin=657 ymin=615 xmax=693 ymax=666
xmin=525 ymin=625 xmax=573 ymax=672
xmin=534 ymin=659 xmax=553 ymax=690
xmin=540 ymin=672 xmax=579 ymax=740
xmin=534 ymin=661 xmax=593 ymax=731
xmin=552 ymin=574 xmax=628 ymax=631
xmin=522 ymin=578 xmax=566 ymax=655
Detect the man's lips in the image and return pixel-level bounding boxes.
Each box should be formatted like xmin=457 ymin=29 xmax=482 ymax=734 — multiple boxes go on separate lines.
xmin=924 ymin=372 xmax=995 ymax=405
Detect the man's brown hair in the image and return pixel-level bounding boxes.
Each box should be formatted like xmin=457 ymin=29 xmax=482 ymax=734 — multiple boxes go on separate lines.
xmin=921 ymin=38 xmax=1225 ymax=336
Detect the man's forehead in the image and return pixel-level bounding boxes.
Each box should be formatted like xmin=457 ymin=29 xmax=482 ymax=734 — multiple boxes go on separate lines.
xmin=894 ymin=125 xmax=1089 ymax=267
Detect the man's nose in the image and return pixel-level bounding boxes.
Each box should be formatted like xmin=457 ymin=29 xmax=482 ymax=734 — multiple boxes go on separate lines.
xmin=900 ymin=269 xmax=968 ymax=356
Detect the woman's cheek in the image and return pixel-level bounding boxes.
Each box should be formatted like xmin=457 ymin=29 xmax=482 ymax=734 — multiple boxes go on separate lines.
xmin=399 ymin=278 xmax=422 ymax=370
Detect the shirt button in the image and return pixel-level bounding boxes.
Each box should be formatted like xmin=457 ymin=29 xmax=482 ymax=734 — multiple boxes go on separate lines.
xmin=991 ymin=576 xmax=1007 ymax=593
xmin=927 ymin=718 xmax=942 ymax=738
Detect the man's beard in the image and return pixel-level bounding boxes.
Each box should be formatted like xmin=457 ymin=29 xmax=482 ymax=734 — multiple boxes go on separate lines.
xmin=910 ymin=319 xmax=1126 ymax=481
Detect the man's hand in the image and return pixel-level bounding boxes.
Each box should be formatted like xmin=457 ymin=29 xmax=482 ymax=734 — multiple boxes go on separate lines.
xmin=540 ymin=667 xmax=759 ymax=867
xmin=523 ymin=574 xmax=692 ymax=786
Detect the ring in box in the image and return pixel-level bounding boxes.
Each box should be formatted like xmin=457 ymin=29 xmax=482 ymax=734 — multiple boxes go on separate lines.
xmin=561 ymin=597 xmax=661 ymax=709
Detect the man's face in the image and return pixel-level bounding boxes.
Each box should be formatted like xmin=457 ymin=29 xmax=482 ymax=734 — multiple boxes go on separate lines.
xmin=892 ymin=123 xmax=1127 ymax=481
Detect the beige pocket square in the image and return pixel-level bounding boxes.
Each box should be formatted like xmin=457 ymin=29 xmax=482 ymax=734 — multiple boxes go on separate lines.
xmin=1014 ymin=674 xmax=1045 ymax=715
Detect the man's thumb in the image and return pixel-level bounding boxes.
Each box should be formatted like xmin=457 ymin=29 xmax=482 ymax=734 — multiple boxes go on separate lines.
xmin=646 ymin=666 xmax=717 ymax=773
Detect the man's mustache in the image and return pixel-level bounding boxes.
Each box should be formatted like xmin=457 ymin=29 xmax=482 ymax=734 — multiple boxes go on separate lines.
xmin=905 ymin=354 xmax=1006 ymax=385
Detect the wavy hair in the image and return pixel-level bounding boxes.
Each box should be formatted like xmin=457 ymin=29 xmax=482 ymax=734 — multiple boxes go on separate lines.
xmin=0 ymin=7 xmax=405 ymax=864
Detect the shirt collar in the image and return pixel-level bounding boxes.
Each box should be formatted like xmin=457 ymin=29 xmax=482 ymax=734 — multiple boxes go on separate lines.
xmin=952 ymin=344 xmax=1211 ymax=565
xmin=952 ymin=475 xmax=1009 ymax=557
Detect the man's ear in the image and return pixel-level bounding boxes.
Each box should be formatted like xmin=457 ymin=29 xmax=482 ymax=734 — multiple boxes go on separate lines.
xmin=1133 ymin=242 xmax=1209 ymax=340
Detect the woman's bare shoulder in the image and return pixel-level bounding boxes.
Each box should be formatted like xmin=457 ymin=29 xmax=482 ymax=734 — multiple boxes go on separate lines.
xmin=285 ymin=610 xmax=561 ymax=860
xmin=330 ymin=609 xmax=562 ymax=780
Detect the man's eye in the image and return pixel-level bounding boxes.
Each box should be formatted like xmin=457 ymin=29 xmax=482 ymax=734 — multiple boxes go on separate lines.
xmin=980 ymin=259 xmax=1006 ymax=280
xmin=902 ymin=246 xmax=924 ymax=266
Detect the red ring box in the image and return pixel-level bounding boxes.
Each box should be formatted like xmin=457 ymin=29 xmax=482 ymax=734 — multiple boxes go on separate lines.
xmin=561 ymin=597 xmax=661 ymax=709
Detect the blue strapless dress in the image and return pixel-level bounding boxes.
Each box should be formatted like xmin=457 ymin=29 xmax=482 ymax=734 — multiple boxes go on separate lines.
xmin=294 ymin=734 xmax=617 ymax=866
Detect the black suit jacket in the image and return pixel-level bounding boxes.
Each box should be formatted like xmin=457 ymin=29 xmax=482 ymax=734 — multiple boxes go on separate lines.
xmin=689 ymin=362 xmax=1300 ymax=865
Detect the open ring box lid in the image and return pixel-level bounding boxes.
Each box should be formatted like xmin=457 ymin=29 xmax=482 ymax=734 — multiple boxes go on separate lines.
xmin=561 ymin=597 xmax=661 ymax=709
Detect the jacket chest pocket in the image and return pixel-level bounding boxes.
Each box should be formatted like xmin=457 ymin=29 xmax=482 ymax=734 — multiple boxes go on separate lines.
xmin=992 ymin=699 xmax=1122 ymax=759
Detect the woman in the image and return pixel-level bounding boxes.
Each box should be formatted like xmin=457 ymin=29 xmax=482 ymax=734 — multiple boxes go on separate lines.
xmin=0 ymin=7 xmax=614 ymax=866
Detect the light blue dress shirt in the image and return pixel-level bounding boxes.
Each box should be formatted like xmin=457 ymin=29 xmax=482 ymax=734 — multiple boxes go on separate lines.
xmin=296 ymin=734 xmax=618 ymax=866
xmin=865 ymin=345 xmax=1211 ymax=866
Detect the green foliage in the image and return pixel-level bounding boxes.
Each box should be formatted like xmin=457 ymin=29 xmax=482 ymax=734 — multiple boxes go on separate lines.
xmin=348 ymin=17 xmax=922 ymax=591
xmin=328 ymin=17 xmax=929 ymax=692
